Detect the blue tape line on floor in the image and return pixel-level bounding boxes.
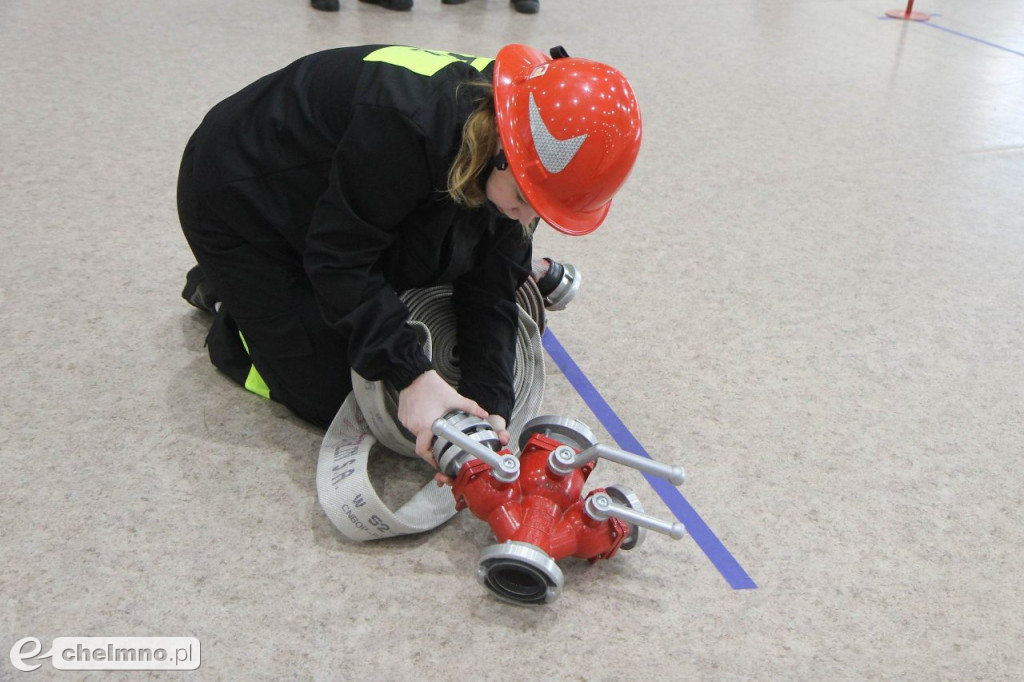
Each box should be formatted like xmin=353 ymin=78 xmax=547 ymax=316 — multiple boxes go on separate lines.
xmin=920 ymin=21 xmax=1024 ymax=58
xmin=543 ymin=329 xmax=757 ymax=590
xmin=882 ymin=14 xmax=1024 ymax=58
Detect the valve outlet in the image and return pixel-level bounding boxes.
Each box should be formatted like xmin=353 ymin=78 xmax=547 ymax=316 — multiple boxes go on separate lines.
xmin=477 ymin=542 xmax=563 ymax=605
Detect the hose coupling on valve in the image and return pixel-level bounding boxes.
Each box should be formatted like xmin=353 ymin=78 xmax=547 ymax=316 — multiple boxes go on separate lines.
xmin=430 ymin=411 xmax=519 ymax=483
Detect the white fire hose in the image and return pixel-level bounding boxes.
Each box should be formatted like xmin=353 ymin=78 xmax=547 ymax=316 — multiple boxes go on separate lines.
xmin=317 ymin=274 xmax=565 ymax=541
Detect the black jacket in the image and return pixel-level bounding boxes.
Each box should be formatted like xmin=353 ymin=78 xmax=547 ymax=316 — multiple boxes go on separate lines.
xmin=189 ymin=45 xmax=531 ymax=420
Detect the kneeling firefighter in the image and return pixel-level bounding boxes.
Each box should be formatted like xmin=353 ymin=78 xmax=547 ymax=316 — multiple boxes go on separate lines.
xmin=177 ymin=43 xmax=643 ymax=471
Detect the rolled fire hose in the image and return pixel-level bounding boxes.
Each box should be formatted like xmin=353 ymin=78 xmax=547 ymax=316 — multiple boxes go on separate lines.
xmin=317 ymin=280 xmax=546 ymax=541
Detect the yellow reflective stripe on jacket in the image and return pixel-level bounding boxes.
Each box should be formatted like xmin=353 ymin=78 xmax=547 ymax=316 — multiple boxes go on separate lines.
xmin=363 ymin=46 xmax=492 ymax=76
xmin=238 ymin=332 xmax=271 ymax=400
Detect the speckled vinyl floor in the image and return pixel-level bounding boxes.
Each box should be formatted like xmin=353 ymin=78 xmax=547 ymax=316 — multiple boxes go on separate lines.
xmin=2 ymin=1 xmax=1022 ymax=679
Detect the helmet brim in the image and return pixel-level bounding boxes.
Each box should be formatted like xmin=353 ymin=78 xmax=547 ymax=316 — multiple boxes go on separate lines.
xmin=493 ymin=44 xmax=609 ymax=236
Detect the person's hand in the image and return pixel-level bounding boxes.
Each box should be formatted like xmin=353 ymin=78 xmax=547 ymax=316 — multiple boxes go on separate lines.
xmin=530 ymin=257 xmax=551 ymax=282
xmin=398 ymin=370 xmax=488 ymax=468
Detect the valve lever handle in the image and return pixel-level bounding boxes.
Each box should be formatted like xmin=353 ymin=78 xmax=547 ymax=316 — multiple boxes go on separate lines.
xmin=431 ymin=418 xmax=520 ymax=483
xmin=570 ymin=444 xmax=685 ymax=486
xmin=585 ymin=492 xmax=686 ymax=540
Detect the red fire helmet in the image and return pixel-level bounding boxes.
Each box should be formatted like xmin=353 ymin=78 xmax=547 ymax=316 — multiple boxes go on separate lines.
xmin=493 ymin=44 xmax=643 ymax=236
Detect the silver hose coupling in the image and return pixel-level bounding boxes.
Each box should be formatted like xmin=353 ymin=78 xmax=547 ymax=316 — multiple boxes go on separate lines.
xmin=536 ymin=258 xmax=581 ymax=311
xmin=430 ymin=410 xmax=519 ymax=482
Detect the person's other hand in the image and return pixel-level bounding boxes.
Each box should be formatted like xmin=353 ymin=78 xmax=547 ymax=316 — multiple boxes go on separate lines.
xmin=486 ymin=414 xmax=510 ymax=450
xmin=398 ymin=370 xmax=488 ymax=468
xmin=530 ymin=257 xmax=551 ymax=282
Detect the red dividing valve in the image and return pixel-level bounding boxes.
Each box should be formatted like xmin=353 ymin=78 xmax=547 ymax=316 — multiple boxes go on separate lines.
xmin=431 ymin=413 xmax=686 ymax=605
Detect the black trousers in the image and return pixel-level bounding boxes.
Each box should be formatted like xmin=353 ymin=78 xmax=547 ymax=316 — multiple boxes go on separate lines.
xmin=177 ymin=144 xmax=351 ymax=429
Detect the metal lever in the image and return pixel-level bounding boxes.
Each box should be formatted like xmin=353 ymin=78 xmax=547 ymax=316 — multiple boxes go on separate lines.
xmin=550 ymin=443 xmax=685 ymax=485
xmin=431 ymin=418 xmax=520 ymax=483
xmin=585 ymin=492 xmax=686 ymax=540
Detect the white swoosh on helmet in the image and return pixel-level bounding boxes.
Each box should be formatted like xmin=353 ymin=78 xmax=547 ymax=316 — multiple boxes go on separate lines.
xmin=529 ymin=92 xmax=588 ymax=174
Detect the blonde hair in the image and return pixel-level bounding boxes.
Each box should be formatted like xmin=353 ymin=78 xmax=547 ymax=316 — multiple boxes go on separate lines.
xmin=447 ymin=82 xmax=499 ymax=208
